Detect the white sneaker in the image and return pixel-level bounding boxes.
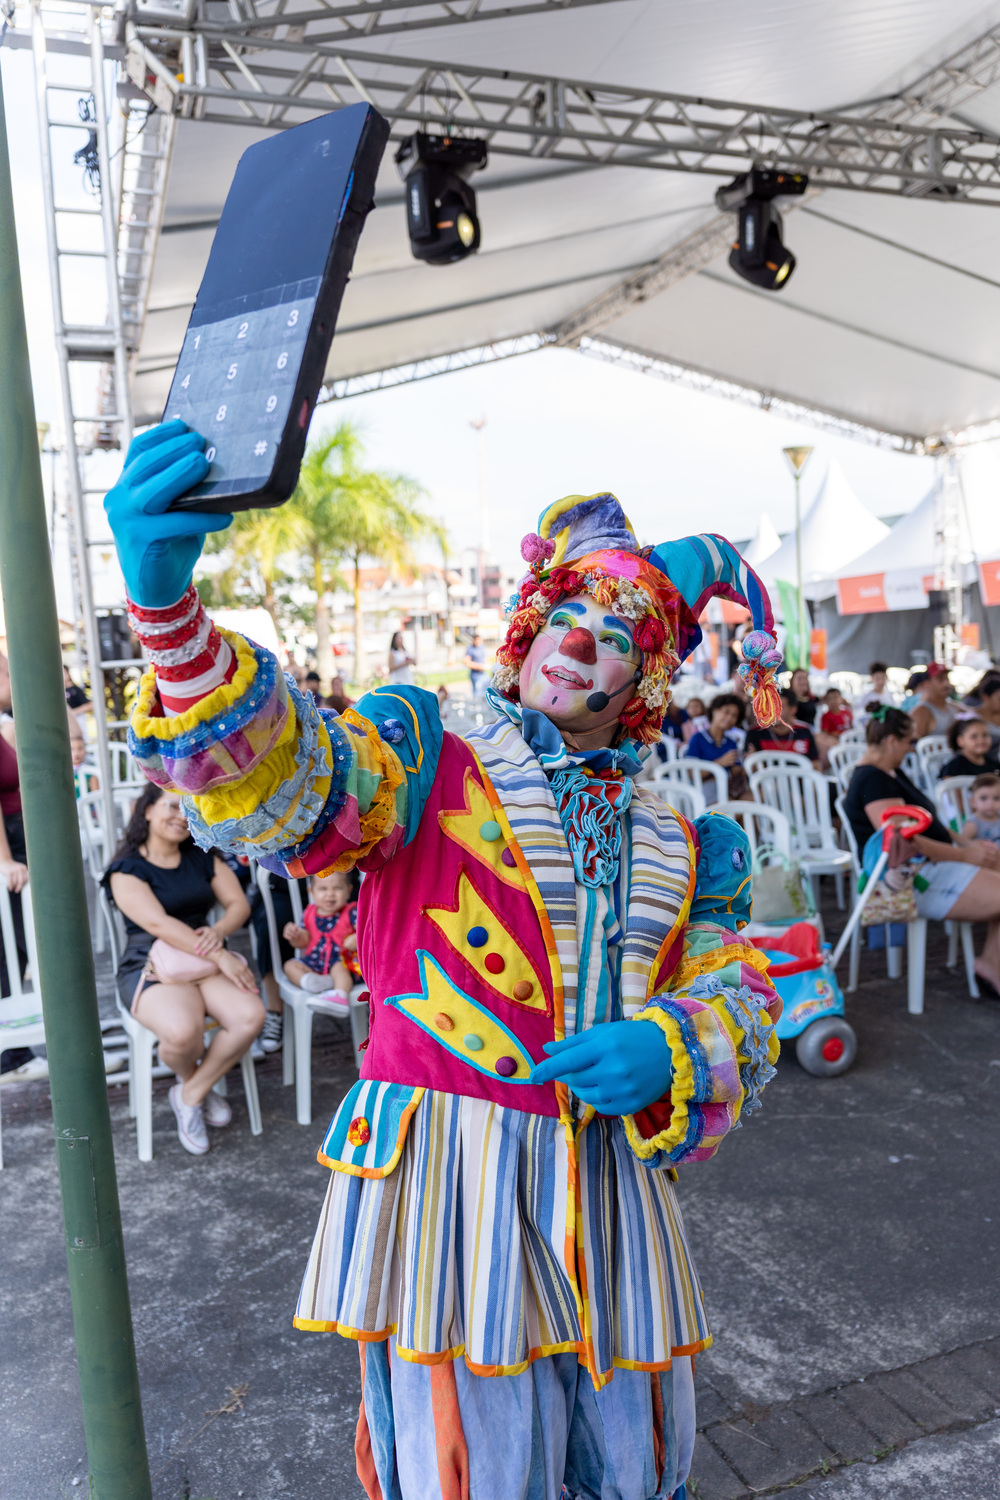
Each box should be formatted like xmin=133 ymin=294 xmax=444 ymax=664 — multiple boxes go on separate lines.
xmin=259 ymin=1010 xmax=283 ymax=1052
xmin=0 ymin=1055 xmax=49 ymax=1085
xmin=169 ymin=1083 xmax=210 ymax=1155
xmin=202 ymin=1090 xmax=232 ymax=1128
xmin=298 ymin=971 xmax=334 ymax=994
xmin=306 ymin=989 xmax=350 ymax=1018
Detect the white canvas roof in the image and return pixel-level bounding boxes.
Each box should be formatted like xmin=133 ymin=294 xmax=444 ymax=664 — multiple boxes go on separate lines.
xmin=132 ymin=1 xmax=1000 ymax=441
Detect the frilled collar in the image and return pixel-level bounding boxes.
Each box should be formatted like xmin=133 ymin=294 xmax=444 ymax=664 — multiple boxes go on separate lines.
xmin=486 ymin=688 xmax=645 ymax=887
xmin=486 ymin=686 xmax=646 ymax=780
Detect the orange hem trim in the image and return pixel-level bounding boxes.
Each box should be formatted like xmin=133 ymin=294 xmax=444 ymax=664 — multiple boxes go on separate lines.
xmin=293 ymin=1317 xmax=398 ymax=1339
xmin=295 ymin=1320 xmax=712 ymax=1370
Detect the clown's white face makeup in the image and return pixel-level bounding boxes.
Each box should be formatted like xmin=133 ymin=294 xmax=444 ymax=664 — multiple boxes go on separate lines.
xmin=519 ymin=592 xmax=641 ymax=745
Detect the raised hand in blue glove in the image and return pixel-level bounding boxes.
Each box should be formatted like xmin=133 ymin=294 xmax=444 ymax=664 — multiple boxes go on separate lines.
xmin=529 ymin=1019 xmax=671 ymax=1115
xmin=103 ymin=420 xmax=233 ymax=607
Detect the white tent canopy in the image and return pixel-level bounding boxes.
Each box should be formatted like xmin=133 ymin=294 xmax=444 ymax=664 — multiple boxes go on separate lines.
xmin=809 ymin=441 xmax=1000 ymax=615
xmin=123 ymin=0 xmax=1000 ymax=444
xmin=755 ymin=461 xmax=889 ymax=608
xmin=743 ymin=513 xmax=781 ymax=569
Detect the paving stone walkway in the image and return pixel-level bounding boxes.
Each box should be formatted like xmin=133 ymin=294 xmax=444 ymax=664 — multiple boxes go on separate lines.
xmin=691 ymin=1336 xmax=1000 ymax=1496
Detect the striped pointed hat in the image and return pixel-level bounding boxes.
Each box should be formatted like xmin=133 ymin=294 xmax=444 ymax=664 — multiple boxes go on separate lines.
xmin=494 ymin=492 xmax=781 ymax=742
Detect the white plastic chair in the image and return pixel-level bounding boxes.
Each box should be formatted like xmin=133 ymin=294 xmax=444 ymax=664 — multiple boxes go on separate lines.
xmin=658 ymin=758 xmax=729 ymax=807
xmin=902 ymin=750 xmax=927 ymax=792
xmin=102 ymin=891 xmax=263 ymax=1162
xmin=0 ymin=883 xmax=44 ymax=1169
xmin=839 ymin=726 xmax=866 ymax=746
xmin=750 ymin=764 xmax=852 ymax=907
xmin=254 ymin=865 xmax=369 ymax=1125
xmin=828 ymin=742 xmax=865 ymax=793
xmin=916 ymin=734 xmax=950 ymax=787
xmin=936 ymin=776 xmax=975 ymax=833
xmin=715 ymin=801 xmax=824 ymax=946
xmin=713 ymin=800 xmax=792 ymax=860
xmin=743 ymin=750 xmax=813 ymax=779
xmin=650 ymin=778 xmax=706 ymax=822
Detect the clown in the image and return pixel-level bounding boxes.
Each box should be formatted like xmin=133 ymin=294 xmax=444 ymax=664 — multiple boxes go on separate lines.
xmin=105 ymin=423 xmax=784 ymax=1500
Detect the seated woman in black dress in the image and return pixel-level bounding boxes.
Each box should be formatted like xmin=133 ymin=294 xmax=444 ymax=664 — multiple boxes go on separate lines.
xmin=844 ymin=707 xmax=1000 ymax=992
xmin=103 ymin=785 xmax=262 ymax=1156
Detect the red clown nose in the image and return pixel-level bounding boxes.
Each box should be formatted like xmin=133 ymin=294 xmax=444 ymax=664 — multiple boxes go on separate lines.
xmin=559 ymin=627 xmax=597 ymax=664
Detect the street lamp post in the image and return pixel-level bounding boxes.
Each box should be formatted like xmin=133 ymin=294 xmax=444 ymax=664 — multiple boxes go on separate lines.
xmin=469 ymin=416 xmax=488 ymax=609
xmin=783 ymin=445 xmax=814 ymax=670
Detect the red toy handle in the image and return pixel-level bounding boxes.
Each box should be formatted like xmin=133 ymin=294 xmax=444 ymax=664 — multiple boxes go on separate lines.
xmin=879 ymin=804 xmax=932 ymax=848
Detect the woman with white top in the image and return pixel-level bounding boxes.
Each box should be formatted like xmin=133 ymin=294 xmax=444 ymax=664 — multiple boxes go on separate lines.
xmin=386 ymin=630 xmax=414 ymax=686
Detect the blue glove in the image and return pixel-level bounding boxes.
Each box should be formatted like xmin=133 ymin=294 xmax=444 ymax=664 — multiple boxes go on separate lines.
xmin=103 ymin=420 xmax=233 ymax=607
xmin=528 ymin=1019 xmax=671 ymax=1115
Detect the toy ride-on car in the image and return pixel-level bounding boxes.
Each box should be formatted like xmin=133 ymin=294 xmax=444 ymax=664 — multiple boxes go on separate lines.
xmin=751 ymin=922 xmax=857 ymax=1077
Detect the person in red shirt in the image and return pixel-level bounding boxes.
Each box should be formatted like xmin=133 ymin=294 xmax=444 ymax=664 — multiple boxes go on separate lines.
xmin=819 ymin=687 xmax=854 ymax=739
xmin=744 ymin=688 xmax=820 ymax=767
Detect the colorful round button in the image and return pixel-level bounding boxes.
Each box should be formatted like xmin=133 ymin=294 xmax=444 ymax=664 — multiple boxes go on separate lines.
xmin=495 ymin=1056 xmax=517 ymax=1077
xmin=484 ymin=952 xmax=505 ymax=975
xmin=466 ymin=926 xmax=488 ymax=947
xmin=434 ymin=1012 xmax=454 ymax=1032
xmin=501 ymin=848 xmax=517 ymax=868
xmin=512 ymin=980 xmax=534 ymax=1001
xmin=347 ymin=1115 xmax=371 ymax=1146
xmin=479 ymin=820 xmax=502 ymax=842
xmin=463 ymin=1033 xmax=484 ymax=1052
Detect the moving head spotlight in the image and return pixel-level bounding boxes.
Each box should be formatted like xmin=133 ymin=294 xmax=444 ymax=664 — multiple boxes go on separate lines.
xmin=715 ymin=168 xmax=808 ymax=291
xmin=396 ymin=133 xmax=488 ymax=265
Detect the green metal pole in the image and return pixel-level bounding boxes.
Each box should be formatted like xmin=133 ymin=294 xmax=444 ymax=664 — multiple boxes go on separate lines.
xmin=0 ymin=69 xmax=152 ymax=1500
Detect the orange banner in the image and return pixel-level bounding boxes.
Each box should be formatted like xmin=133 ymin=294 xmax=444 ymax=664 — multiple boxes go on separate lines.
xmin=836 ymin=574 xmax=887 ymax=615
xmin=980 ymin=559 xmax=1000 ymax=608
xmin=810 ymin=628 xmax=827 ymax=670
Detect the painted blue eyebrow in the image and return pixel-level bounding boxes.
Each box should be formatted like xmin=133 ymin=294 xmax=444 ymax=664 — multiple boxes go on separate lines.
xmin=554 ymin=601 xmax=586 ymax=615
xmin=603 ymin=615 xmax=630 ymax=632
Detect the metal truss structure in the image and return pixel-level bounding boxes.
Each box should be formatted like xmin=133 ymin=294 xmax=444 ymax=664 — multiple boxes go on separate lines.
xmin=318 ymin=333 xmax=550 ymax=399
xmin=190 ymin=0 xmax=625 ymax=44
xmin=125 ymin=16 xmax=1000 ymax=204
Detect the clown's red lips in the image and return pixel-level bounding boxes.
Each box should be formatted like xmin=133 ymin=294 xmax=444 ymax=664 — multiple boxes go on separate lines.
xmin=541 ymin=664 xmax=594 ymax=690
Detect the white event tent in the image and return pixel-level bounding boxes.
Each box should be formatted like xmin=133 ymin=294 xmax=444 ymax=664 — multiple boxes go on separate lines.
xmin=755 ymin=462 xmax=889 ymax=607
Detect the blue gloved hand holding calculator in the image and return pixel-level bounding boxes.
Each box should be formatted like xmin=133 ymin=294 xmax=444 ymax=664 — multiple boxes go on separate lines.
xmin=103 ymin=420 xmax=233 ymax=608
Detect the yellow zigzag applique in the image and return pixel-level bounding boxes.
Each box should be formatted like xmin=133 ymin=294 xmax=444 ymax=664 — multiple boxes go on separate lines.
xmin=423 ymin=866 xmax=549 ymax=1013
xmin=438 ymin=767 xmax=525 ymax=889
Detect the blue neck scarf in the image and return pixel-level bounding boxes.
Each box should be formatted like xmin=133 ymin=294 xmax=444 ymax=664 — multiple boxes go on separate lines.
xmin=487 ymin=689 xmax=645 ymax=887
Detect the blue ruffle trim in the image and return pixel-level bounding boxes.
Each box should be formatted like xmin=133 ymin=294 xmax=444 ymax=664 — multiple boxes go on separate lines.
xmin=634 ymin=994 xmax=713 ymax=1164
xmin=687 ymin=973 xmax=776 ymax=1124
xmin=128 ymin=641 xmax=280 ymax=762
xmin=184 ymin=682 xmax=349 ymax=859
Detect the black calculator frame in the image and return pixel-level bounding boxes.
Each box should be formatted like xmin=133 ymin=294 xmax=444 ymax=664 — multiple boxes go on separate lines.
xmin=167 ymin=104 xmax=389 ymax=513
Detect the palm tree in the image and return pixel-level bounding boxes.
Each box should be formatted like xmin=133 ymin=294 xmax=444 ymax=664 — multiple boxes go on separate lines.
xmin=202 ymin=502 xmax=309 ymax=636
xmin=200 ymin=422 xmax=443 ymax=689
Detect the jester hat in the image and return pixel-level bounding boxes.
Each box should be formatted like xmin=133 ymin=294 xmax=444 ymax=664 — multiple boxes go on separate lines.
xmin=493 ymin=493 xmax=781 ymax=743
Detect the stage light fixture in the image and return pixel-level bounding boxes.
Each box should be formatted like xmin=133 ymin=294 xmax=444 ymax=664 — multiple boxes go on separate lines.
xmin=715 ymin=168 xmax=808 ymax=291
xmin=396 ymin=132 xmax=488 ymax=265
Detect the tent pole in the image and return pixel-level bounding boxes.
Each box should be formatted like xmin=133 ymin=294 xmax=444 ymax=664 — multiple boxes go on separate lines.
xmin=0 ymin=66 xmax=152 ymax=1500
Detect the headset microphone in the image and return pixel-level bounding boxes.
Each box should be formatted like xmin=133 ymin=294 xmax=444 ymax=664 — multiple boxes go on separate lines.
xmin=585 ymin=670 xmax=642 ymax=714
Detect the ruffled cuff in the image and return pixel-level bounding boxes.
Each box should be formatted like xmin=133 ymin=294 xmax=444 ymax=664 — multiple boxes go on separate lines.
xmin=621 ymin=964 xmax=778 ymax=1168
xmin=128 ymin=629 xmax=291 ymax=794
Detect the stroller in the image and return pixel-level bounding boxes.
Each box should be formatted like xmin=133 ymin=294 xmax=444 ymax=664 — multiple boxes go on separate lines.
xmin=751 ymin=922 xmax=857 ymax=1076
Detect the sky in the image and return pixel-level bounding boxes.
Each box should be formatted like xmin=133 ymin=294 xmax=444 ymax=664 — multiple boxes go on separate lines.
xmin=3 ymin=42 xmax=938 ymax=583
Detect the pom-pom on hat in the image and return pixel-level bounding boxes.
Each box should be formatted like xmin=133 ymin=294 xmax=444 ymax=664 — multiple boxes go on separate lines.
xmin=495 ymin=492 xmax=780 ymax=740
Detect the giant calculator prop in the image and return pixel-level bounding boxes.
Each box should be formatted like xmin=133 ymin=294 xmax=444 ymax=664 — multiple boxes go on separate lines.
xmin=165 ymin=103 xmax=388 ymax=512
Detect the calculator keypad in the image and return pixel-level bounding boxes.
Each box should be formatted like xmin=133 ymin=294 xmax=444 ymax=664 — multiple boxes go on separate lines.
xmin=163 ymin=292 xmax=316 ymax=497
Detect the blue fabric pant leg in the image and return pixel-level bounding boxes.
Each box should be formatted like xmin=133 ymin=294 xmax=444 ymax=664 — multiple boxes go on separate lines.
xmin=358 ymin=1346 xmax=695 ymax=1500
